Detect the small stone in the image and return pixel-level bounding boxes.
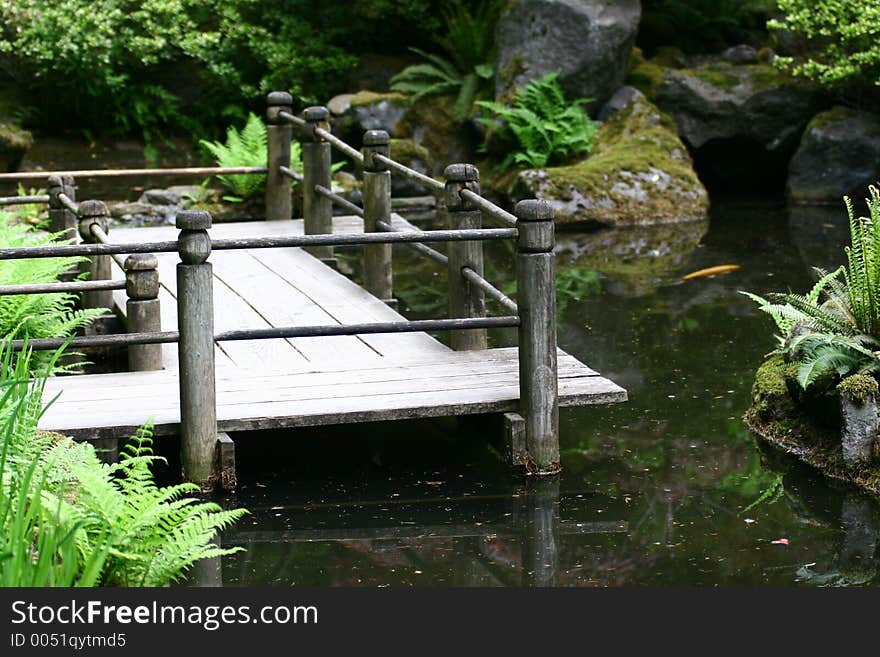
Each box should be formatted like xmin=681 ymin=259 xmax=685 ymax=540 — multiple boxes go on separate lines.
xmin=109 ymin=201 xmax=155 ymax=219
xmin=327 ymin=93 xmax=355 ymax=116
xmin=721 ymin=44 xmax=759 ymax=65
xmin=139 ymin=188 xmax=181 ymax=206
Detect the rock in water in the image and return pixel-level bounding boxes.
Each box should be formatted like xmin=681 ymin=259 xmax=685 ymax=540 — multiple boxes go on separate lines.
xmin=788 ymin=108 xmax=880 ymax=204
xmin=510 ymin=92 xmax=708 ymax=226
xmin=495 ymin=0 xmax=642 ymax=111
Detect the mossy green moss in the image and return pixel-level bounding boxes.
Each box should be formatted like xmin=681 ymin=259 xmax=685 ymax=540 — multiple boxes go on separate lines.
xmin=751 ymin=354 xmax=799 ymax=419
xmin=673 ymin=61 xmax=789 ymax=95
xmin=389 ymin=138 xmax=434 ymax=172
xmin=350 ymin=90 xmax=410 ymax=108
xmin=838 ymin=374 xmax=879 ymax=404
xmin=393 ymin=95 xmax=475 ymax=174
xmin=625 ymin=47 xmax=667 ymax=101
xmin=512 ymin=95 xmax=708 ymax=225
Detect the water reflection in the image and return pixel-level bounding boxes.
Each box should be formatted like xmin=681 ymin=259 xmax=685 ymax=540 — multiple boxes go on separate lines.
xmin=207 ymin=198 xmax=880 ymax=587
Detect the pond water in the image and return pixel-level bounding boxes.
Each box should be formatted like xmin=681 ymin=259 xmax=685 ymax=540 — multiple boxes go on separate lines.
xmin=206 ymin=195 xmax=880 ymax=587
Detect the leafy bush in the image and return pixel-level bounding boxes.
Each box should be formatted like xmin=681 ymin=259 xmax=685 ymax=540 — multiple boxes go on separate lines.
xmin=200 ymin=112 xmax=268 ymax=200
xmin=743 ymin=186 xmax=880 ymax=389
xmin=390 ymin=0 xmax=501 ymax=121
xmin=0 ymin=345 xmax=247 ymax=586
xmin=0 ymin=219 xmax=105 ymax=373
xmin=477 ymin=72 xmax=598 ymax=171
xmin=769 ymin=0 xmax=880 ymax=88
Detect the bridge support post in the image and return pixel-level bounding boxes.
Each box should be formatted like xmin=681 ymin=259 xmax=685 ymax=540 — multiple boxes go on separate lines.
xmin=362 ymin=130 xmax=394 ymax=307
xmin=77 ymin=201 xmax=114 ymax=312
xmin=515 ymin=200 xmax=559 ymax=475
xmin=124 ymin=253 xmax=163 ymax=371
xmin=444 ymin=164 xmax=486 ymax=350
xmin=176 ymin=210 xmax=218 ymax=491
xmin=301 ymin=106 xmax=335 ymax=266
xmin=47 ymin=175 xmax=77 ymax=241
xmin=265 ymin=91 xmax=293 ymax=222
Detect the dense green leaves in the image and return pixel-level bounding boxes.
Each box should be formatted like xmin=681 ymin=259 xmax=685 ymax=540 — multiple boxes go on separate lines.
xmin=770 ymin=0 xmax=880 ymax=87
xmin=744 ymin=186 xmax=880 ymax=389
xmin=477 ymin=72 xmax=598 ymax=171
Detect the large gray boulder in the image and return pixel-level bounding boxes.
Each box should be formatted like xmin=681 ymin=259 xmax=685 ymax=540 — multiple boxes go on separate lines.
xmin=495 ymin=0 xmax=641 ymax=111
xmin=788 ymin=108 xmax=880 ymax=204
xmin=656 ymin=61 xmax=822 ymax=152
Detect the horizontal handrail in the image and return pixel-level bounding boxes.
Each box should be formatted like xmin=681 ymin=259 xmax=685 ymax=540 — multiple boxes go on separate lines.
xmin=314 ymin=126 xmax=365 ymax=164
xmin=0 ymin=278 xmax=125 ymax=296
xmin=279 ymin=165 xmax=304 ymax=182
xmin=376 ymin=219 xmax=448 ymax=266
xmin=0 ymin=227 xmax=517 ymax=261
xmin=0 ymin=195 xmax=49 ymax=205
xmin=461 ymin=267 xmax=518 ymax=313
xmin=89 ymin=224 xmax=127 ymax=269
xmin=277 ymin=110 xmax=306 ymax=128
xmin=0 ymin=166 xmax=268 ymax=181
xmin=371 ymin=153 xmax=445 ymax=192
xmin=9 ymin=316 xmax=519 ymax=352
xmin=314 ymin=184 xmax=364 ymax=217
xmin=459 ymin=189 xmax=517 ymax=227
xmin=57 ymin=192 xmax=79 ymax=215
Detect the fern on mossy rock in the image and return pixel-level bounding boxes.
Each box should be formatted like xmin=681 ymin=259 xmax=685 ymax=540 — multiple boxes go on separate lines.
xmin=0 ymin=219 xmax=105 ymax=373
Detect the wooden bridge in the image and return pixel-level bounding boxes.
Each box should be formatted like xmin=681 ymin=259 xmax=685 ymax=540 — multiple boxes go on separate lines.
xmin=0 ymin=92 xmax=625 ymax=491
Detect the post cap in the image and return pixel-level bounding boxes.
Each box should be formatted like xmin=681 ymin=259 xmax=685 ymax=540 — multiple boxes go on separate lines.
xmin=444 ymin=163 xmax=480 ymax=183
xmin=514 ymin=199 xmax=554 ymax=222
xmin=176 ymin=210 xmax=212 ymax=230
xmin=303 ymin=106 xmax=330 ymax=122
xmin=124 ymin=253 xmax=158 ymax=271
xmin=47 ymin=175 xmax=63 ymax=188
xmin=363 ymin=130 xmax=390 ymax=146
xmin=78 ymin=200 xmax=108 ymax=217
xmin=266 ymin=91 xmax=293 ymax=106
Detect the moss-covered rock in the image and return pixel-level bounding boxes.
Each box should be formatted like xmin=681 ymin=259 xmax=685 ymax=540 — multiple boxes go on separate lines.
xmin=509 ymin=91 xmax=708 ymax=226
xmin=751 ymin=354 xmax=799 ymax=422
xmin=838 ymin=374 xmax=879 ymax=405
xmin=388 ymin=138 xmax=435 ymax=196
xmin=393 ymin=95 xmax=477 ymax=176
xmin=330 ymin=90 xmax=411 ymax=147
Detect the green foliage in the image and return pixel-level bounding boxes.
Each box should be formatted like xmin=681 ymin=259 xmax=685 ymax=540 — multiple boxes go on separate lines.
xmin=556 ymin=269 xmax=601 ymax=314
xmin=390 ymin=0 xmax=501 ymax=121
xmin=0 ymin=345 xmax=246 ymax=586
xmin=200 ymin=112 xmax=267 ymax=200
xmin=741 ymin=474 xmax=785 ymax=514
xmin=743 ymin=186 xmax=880 ymax=389
xmin=770 ymin=0 xmax=880 ymax=87
xmin=0 ymin=220 xmax=105 ymax=373
xmin=477 ymin=72 xmax=598 ymax=171
xmin=640 ymin=0 xmax=776 ymax=54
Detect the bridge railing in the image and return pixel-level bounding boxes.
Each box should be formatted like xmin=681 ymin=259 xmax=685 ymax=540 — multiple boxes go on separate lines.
xmin=0 ymin=91 xmax=561 ymax=488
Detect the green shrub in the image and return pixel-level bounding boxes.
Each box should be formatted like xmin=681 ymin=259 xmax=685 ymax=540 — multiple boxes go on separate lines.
xmin=0 ymin=218 xmax=105 ymax=373
xmin=769 ymin=0 xmax=880 ymax=87
xmin=477 ymin=71 xmax=599 ymax=171
xmin=390 ymin=0 xmax=501 ymax=121
xmin=743 ymin=186 xmax=880 ymax=389
xmin=0 ymin=345 xmax=247 ymax=586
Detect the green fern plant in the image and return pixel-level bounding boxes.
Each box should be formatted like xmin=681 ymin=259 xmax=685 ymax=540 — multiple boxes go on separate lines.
xmin=0 ymin=220 xmax=105 ymax=374
xmin=199 ymin=112 xmax=268 ymax=201
xmin=743 ymin=186 xmax=880 ymax=389
xmin=476 ymin=71 xmax=599 ymax=171
xmin=0 ymin=344 xmax=247 ymax=586
xmin=390 ymin=0 xmax=501 ymax=121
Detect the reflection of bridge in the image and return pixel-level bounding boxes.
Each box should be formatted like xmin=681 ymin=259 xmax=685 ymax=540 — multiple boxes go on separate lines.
xmin=197 ymin=479 xmax=630 ymax=587
xmin=0 ymin=92 xmax=625 ymax=491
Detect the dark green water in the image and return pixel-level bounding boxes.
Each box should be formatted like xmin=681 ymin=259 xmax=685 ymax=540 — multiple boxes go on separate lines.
xmin=210 ymin=198 xmax=880 ymax=587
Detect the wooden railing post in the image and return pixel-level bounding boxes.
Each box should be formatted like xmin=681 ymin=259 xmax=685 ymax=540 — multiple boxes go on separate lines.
xmin=77 ymin=200 xmax=113 ymax=312
xmin=47 ymin=175 xmax=76 ymax=240
xmin=301 ymin=106 xmax=334 ymax=264
xmin=265 ymin=91 xmax=293 ymax=221
xmin=444 ymin=163 xmax=486 ymax=350
xmin=361 ymin=129 xmax=394 ymax=306
xmin=515 ymin=199 xmax=559 ymax=475
xmin=176 ymin=210 xmax=217 ymax=490
xmin=124 ymin=253 xmax=162 ymax=371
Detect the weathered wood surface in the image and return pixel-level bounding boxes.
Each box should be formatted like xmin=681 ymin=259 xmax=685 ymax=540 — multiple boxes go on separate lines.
xmin=40 ymin=348 xmax=626 ymax=439
xmin=38 ymin=216 xmax=626 ymax=440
